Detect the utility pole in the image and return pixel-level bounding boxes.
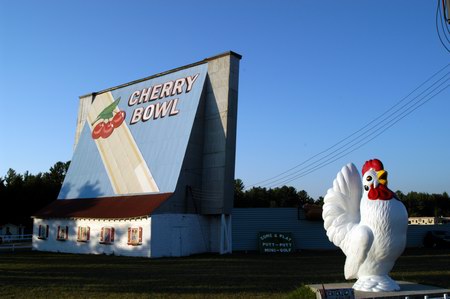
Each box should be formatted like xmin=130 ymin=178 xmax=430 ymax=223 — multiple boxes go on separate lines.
xmin=447 ymin=0 xmax=450 ymax=23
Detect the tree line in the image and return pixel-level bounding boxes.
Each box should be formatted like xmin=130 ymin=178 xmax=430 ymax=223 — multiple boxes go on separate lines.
xmin=234 ymin=179 xmax=318 ymax=208
xmin=235 ymin=179 xmax=450 ymax=217
xmin=0 ymin=161 xmax=70 ymax=229
xmin=1 ymin=164 xmax=449 ymax=230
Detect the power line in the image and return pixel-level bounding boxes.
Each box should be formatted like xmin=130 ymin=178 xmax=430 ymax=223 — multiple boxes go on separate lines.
xmin=265 ymin=80 xmax=449 ymax=187
xmin=267 ymin=83 xmax=450 ymax=187
xmin=253 ymin=69 xmax=450 ymax=187
xmin=248 ymin=63 xmax=450 ymax=188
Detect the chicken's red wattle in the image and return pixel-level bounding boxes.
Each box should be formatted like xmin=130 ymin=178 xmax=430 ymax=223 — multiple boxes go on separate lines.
xmin=368 ymin=184 xmax=394 ymax=200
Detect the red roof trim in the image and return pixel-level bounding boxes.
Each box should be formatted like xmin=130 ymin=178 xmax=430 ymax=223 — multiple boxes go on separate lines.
xmin=32 ymin=193 xmax=172 ymax=219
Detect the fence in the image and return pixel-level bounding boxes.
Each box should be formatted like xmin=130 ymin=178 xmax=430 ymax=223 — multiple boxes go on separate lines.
xmin=232 ymin=208 xmax=335 ymax=251
xmin=232 ymin=208 xmax=450 ymax=251
xmin=0 ymin=234 xmax=32 ymax=252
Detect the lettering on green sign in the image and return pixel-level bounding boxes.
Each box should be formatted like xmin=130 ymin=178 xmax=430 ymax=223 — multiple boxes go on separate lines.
xmin=258 ymin=232 xmax=294 ymax=254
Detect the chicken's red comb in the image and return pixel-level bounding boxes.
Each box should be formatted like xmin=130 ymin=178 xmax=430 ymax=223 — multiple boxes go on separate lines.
xmin=362 ymin=159 xmax=384 ymax=175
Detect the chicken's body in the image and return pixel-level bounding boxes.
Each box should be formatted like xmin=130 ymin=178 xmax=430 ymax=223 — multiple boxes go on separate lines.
xmin=323 ymin=160 xmax=408 ymax=292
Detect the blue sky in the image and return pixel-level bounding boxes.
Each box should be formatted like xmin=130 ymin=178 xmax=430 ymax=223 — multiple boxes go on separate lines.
xmin=1 ymin=1 xmax=449 ymax=199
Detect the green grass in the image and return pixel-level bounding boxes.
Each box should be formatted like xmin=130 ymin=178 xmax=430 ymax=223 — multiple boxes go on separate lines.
xmin=0 ymin=248 xmax=449 ymax=298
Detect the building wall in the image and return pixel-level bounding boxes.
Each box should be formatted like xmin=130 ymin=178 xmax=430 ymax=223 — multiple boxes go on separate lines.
xmin=408 ymin=217 xmax=438 ymax=225
xmin=207 ymin=215 xmax=224 ymax=253
xmin=151 ymin=214 xmax=214 ymax=257
xmin=32 ymin=214 xmax=224 ymax=258
xmin=32 ymin=217 xmax=152 ymax=257
xmin=154 ymin=92 xmax=206 ymax=215
xmin=200 ymin=53 xmax=240 ymax=215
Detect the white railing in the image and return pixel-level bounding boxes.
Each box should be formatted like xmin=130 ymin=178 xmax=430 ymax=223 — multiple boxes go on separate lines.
xmin=0 ymin=234 xmax=32 ymax=242
xmin=0 ymin=234 xmax=32 ymax=251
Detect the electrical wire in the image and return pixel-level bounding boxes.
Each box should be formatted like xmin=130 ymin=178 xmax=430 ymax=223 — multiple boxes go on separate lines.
xmin=267 ymin=83 xmax=449 ymax=187
xmin=262 ymin=71 xmax=450 ymax=187
xmin=265 ymin=80 xmax=450 ymax=187
xmin=248 ymin=63 xmax=450 ymax=188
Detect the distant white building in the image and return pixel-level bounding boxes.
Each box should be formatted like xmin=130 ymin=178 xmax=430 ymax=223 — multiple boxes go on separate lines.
xmin=0 ymin=223 xmax=25 ymax=236
xmin=32 ymin=52 xmax=241 ymax=258
xmin=408 ymin=217 xmax=441 ymax=225
xmin=0 ymin=223 xmax=26 ymax=242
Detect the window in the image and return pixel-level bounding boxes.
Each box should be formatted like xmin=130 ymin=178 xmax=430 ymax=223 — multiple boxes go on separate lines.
xmin=77 ymin=226 xmax=90 ymax=242
xmin=100 ymin=227 xmax=115 ymax=244
xmin=57 ymin=226 xmax=69 ymax=241
xmin=38 ymin=225 xmax=49 ymax=240
xmin=127 ymin=227 xmax=143 ymax=245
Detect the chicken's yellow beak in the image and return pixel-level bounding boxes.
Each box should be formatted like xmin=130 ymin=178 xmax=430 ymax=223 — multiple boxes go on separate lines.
xmin=377 ymin=170 xmax=388 ymax=186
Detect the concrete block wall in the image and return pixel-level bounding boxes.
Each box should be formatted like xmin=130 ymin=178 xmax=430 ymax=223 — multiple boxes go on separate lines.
xmin=201 ymin=52 xmax=241 ymax=215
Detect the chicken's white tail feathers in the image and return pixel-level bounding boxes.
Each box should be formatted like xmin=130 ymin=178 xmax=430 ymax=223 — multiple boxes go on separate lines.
xmin=323 ymin=163 xmax=362 ymax=248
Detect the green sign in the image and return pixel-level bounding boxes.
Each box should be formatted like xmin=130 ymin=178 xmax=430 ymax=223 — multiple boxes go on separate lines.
xmin=258 ymin=232 xmax=293 ymax=253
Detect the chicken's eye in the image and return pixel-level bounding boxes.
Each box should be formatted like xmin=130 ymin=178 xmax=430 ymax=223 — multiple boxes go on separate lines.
xmin=366 ymin=175 xmax=372 ymax=182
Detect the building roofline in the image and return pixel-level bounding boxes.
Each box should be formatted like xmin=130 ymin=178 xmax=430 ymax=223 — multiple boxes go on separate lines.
xmin=32 ymin=193 xmax=173 ymax=219
xmin=80 ymin=51 xmax=242 ymax=99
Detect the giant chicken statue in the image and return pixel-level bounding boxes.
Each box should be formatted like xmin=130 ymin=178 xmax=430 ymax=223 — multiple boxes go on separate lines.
xmin=323 ymin=159 xmax=408 ymax=292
